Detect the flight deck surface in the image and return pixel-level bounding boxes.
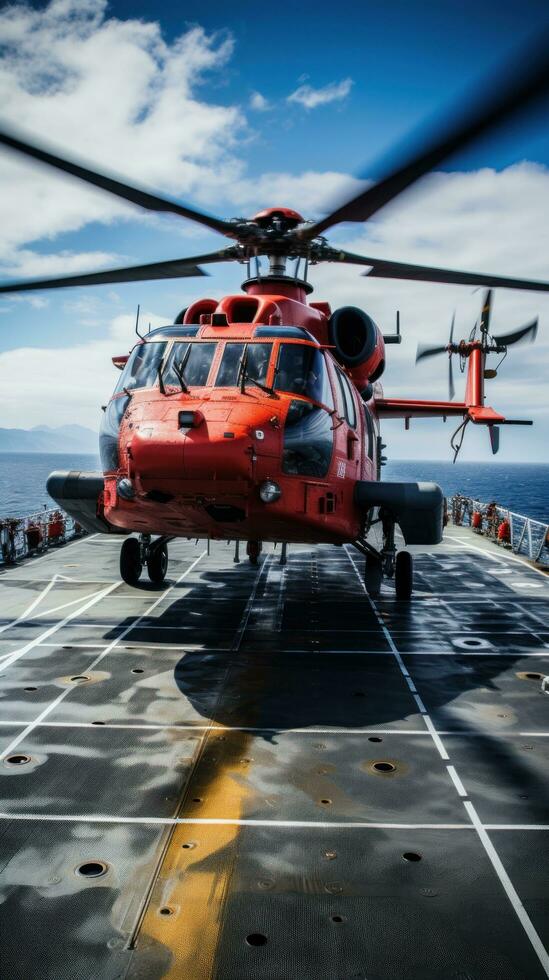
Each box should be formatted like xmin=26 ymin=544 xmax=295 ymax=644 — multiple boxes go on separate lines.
xmin=0 ymin=527 xmax=548 ymax=979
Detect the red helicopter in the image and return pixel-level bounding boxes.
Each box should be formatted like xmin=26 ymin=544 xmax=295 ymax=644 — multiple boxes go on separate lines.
xmin=1 ymin=43 xmax=548 ymax=599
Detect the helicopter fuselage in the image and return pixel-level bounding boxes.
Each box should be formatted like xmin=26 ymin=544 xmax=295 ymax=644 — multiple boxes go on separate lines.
xmin=100 ymin=282 xmax=379 ymax=546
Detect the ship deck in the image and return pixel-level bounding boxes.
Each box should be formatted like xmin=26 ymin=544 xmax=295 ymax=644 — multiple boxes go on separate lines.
xmin=0 ymin=526 xmax=548 ymax=979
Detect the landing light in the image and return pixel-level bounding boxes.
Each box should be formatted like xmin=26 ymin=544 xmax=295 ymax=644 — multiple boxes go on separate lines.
xmin=117 ymin=478 xmax=135 ymax=501
xmin=259 ymin=480 xmax=281 ymax=503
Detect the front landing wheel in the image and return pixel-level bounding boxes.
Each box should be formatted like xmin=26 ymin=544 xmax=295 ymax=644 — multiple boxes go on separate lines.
xmin=395 ymin=550 xmax=413 ymax=600
xmin=120 ymin=537 xmax=142 ymax=586
xmin=365 ymin=554 xmax=382 ymax=598
xmin=147 ymin=542 xmax=168 ymax=584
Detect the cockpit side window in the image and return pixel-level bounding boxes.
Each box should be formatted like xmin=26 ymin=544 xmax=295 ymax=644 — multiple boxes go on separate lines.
xmin=115 ymin=342 xmax=167 ymax=393
xmin=214 ymin=343 xmax=272 ymax=387
xmin=364 ymin=405 xmax=374 ymax=458
xmin=274 ymin=344 xmax=334 ymax=409
xmin=164 ymin=342 xmax=216 ymax=387
xmin=336 ymin=370 xmax=357 ymax=429
xmin=282 ymin=399 xmax=334 ymax=477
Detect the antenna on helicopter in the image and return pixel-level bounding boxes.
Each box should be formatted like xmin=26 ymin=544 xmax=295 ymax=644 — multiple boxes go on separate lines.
xmin=135 ymin=304 xmax=145 ymax=340
xmin=383 ymin=311 xmax=402 ymax=345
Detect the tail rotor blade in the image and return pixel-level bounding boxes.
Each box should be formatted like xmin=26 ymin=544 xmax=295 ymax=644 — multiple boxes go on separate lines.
xmin=416 ymin=343 xmax=448 ymax=363
xmin=488 ymin=424 xmax=500 ymax=455
xmin=480 ymin=289 xmax=493 ymax=337
xmin=492 ymin=318 xmax=538 ymax=347
xmin=449 ymin=354 xmax=455 ymax=401
xmin=449 ymin=312 xmax=455 ymax=345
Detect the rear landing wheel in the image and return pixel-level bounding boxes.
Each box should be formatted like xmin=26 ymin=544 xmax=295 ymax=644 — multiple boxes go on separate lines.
xmin=395 ymin=550 xmax=413 ymax=600
xmin=147 ymin=542 xmax=168 ymax=584
xmin=247 ymin=540 xmax=261 ymax=566
xmin=120 ymin=537 xmax=142 ymax=586
xmin=365 ymin=554 xmax=382 ymax=598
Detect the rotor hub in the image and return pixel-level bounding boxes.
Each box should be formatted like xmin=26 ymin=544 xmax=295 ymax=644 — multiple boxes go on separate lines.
xmin=251 ymin=207 xmax=304 ymax=230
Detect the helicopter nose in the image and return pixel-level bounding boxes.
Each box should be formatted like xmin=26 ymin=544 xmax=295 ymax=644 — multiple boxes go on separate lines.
xmin=181 ymin=424 xmax=254 ymax=481
xmin=129 ymin=420 xmax=255 ymax=485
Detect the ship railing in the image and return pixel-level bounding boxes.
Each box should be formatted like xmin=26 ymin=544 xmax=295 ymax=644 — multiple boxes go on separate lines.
xmin=449 ymin=494 xmax=549 ymax=567
xmin=0 ymin=508 xmax=87 ymax=566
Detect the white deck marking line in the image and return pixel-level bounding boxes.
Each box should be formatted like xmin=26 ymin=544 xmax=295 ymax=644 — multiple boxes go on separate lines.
xmin=34 ymin=641 xmax=233 ymax=652
xmin=30 ymin=588 xmax=108 ymax=622
xmin=267 ymin=648 xmax=549 ymax=657
xmin=0 ymin=583 xmax=119 ymax=676
xmin=0 ymin=573 xmax=65 ymax=637
xmin=28 ymin=637 xmax=549 ymax=658
xmin=464 ymin=801 xmax=549 ymax=974
xmin=345 ymin=545 xmax=549 ymax=977
xmin=486 ymin=825 xmax=549 ymax=831
xmin=51 ymin=622 xmax=544 ymax=636
xmin=0 ymin=720 xmax=548 ymax=737
xmin=0 ymin=810 xmax=546 ymax=830
xmin=447 ymin=764 xmax=468 ymax=797
xmin=517 ymin=604 xmax=549 ymax=631
xmin=0 ymin=812 xmax=474 ymax=828
xmin=446 ymin=534 xmax=549 ymax=581
xmin=0 ymin=552 xmax=206 ymax=763
xmin=346 ymin=548 xmax=451 ymax=760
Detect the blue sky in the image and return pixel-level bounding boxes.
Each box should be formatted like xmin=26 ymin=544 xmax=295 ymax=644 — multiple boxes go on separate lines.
xmin=0 ymin=0 xmax=548 ymax=460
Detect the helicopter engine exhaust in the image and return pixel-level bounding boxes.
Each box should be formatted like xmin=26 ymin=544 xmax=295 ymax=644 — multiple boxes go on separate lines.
xmin=329 ymin=306 xmax=385 ymax=396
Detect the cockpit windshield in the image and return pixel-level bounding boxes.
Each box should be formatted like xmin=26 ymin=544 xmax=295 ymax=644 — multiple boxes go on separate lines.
xmin=274 ymin=344 xmax=334 ymax=408
xmin=215 ymin=343 xmax=272 ymax=387
xmin=115 ymin=342 xmax=167 ymax=393
xmin=164 ymin=342 xmax=216 ymax=388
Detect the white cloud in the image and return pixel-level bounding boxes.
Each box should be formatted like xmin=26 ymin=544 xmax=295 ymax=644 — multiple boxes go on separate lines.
xmin=287 ymin=77 xmax=353 ymax=110
xmin=0 ymin=1 xmax=243 ymax=267
xmin=249 ymin=91 xmax=270 ymax=111
xmin=0 ymin=249 xmax=122 ymax=279
xmin=224 ymin=171 xmax=365 ymax=217
xmin=0 ymin=308 xmax=168 ymax=428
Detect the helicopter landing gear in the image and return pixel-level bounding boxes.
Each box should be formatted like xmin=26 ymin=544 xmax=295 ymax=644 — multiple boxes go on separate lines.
xmin=247 ymin=540 xmax=262 ymax=566
xmin=120 ymin=535 xmax=171 ymax=586
xmin=395 ymin=549 xmax=413 ymax=600
xmin=147 ymin=540 xmax=169 ymax=584
xmin=365 ymin=553 xmax=382 ymax=598
xmin=356 ymin=512 xmax=414 ymax=601
xmin=120 ymin=537 xmax=142 ymax=586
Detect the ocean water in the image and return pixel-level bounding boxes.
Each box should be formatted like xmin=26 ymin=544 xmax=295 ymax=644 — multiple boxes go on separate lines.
xmin=385 ymin=460 xmax=549 ymax=523
xmin=0 ymin=452 xmax=547 ymax=523
xmin=0 ymin=452 xmax=100 ymax=519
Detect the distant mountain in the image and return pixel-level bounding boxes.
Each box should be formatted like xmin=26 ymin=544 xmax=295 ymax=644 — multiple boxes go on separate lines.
xmin=0 ymin=424 xmax=98 ymax=453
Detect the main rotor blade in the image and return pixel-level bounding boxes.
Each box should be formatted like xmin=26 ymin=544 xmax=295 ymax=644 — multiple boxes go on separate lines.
xmin=330 ymin=249 xmax=549 ymax=293
xmin=0 ymin=249 xmax=235 ymax=294
xmin=416 ymin=343 xmax=448 ymax=362
xmin=300 ymin=34 xmax=549 ymax=240
xmin=492 ymin=318 xmax=539 ymax=347
xmin=0 ymin=126 xmax=236 ymax=238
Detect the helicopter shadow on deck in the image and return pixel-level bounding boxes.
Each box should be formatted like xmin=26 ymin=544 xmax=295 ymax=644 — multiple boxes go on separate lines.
xmin=103 ymin=553 xmax=549 ymax=741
